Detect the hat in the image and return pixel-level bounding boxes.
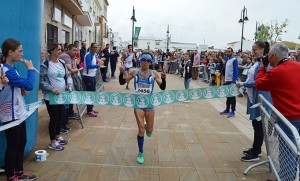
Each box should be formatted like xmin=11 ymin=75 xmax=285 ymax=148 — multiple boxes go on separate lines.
xmin=140 ymin=53 xmax=153 ymax=62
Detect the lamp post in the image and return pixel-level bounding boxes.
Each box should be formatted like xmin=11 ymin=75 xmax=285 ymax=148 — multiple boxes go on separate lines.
xmin=255 ymin=21 xmax=261 ymax=42
xmin=166 ymin=25 xmax=170 ymax=53
xmin=130 ymin=6 xmax=137 ymax=47
xmin=238 ymin=6 xmax=248 ymax=52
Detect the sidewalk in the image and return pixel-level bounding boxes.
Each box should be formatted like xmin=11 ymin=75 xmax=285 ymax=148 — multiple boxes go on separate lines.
xmin=0 ymin=72 xmax=275 ymax=181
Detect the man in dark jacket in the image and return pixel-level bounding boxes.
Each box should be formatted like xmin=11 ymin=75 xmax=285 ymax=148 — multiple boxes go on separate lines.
xmin=110 ymin=46 xmax=119 ymax=78
xmin=102 ymin=44 xmax=110 ymax=82
xmin=80 ymin=42 xmax=86 ymax=68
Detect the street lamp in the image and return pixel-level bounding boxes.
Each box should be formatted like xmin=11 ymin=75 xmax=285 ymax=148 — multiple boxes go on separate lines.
xmin=166 ymin=25 xmax=170 ymax=53
xmin=238 ymin=6 xmax=248 ymax=52
xmin=130 ymin=6 xmax=137 ymax=48
xmin=255 ymin=21 xmax=261 ymax=42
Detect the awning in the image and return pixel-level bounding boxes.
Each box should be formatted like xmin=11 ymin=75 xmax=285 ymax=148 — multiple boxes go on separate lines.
xmin=76 ymin=12 xmax=92 ymax=27
xmin=59 ymin=0 xmax=83 ymax=15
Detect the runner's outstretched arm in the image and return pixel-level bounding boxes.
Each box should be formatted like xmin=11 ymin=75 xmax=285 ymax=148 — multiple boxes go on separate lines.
xmin=119 ymin=67 xmax=135 ymax=85
xmin=153 ymin=70 xmax=166 ymax=90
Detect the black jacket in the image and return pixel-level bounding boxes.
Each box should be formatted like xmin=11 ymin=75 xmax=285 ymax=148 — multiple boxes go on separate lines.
xmin=110 ymin=50 xmax=119 ymax=62
xmin=103 ymin=48 xmax=110 ymax=60
xmin=184 ymin=60 xmax=193 ymax=79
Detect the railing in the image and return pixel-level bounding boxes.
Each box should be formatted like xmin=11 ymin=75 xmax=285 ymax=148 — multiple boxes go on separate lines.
xmin=73 ymin=68 xmax=104 ymax=128
xmin=244 ymin=94 xmax=300 ymax=181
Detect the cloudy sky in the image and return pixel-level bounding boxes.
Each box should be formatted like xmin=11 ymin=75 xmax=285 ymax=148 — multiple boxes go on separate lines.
xmin=107 ymin=0 xmax=300 ymax=49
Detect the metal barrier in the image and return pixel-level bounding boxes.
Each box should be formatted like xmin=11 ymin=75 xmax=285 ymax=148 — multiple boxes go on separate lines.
xmin=244 ymin=94 xmax=300 ymax=181
xmin=72 ymin=68 xmax=104 ymax=128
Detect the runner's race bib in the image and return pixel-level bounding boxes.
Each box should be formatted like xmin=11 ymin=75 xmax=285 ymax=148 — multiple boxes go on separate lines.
xmin=136 ymin=83 xmax=151 ymax=94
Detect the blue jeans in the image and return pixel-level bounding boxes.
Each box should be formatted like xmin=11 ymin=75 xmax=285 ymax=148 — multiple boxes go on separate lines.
xmin=184 ymin=78 xmax=192 ymax=89
xmin=277 ymin=119 xmax=300 ymax=180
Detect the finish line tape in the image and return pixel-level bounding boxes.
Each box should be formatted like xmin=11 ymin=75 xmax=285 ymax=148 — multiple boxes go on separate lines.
xmin=49 ymin=85 xmax=238 ymax=109
xmin=0 ymin=100 xmax=44 ymax=132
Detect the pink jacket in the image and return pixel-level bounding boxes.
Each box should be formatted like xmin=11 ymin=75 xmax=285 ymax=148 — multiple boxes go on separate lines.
xmin=193 ymin=53 xmax=200 ymax=66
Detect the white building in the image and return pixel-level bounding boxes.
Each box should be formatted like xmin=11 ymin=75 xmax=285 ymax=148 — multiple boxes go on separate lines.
xmin=112 ymin=32 xmax=122 ymax=51
xmin=42 ymin=0 xmax=92 ymax=50
xmin=136 ymin=36 xmax=198 ymax=52
xmin=100 ymin=0 xmax=110 ymax=49
xmin=42 ymin=0 xmax=112 ymax=51
xmin=227 ymin=40 xmax=254 ymax=52
xmin=80 ymin=0 xmax=102 ymax=47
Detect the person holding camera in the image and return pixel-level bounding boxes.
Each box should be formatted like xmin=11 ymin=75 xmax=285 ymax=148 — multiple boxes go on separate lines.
xmin=256 ymin=43 xmax=300 ymax=134
xmin=119 ymin=53 xmax=166 ymax=164
xmin=236 ymin=41 xmax=272 ymax=162
xmin=256 ymin=43 xmax=300 ymax=180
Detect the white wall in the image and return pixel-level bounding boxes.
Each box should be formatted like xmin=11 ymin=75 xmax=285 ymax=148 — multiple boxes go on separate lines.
xmin=137 ymin=37 xmax=156 ymax=50
xmin=227 ymin=40 xmax=253 ymax=52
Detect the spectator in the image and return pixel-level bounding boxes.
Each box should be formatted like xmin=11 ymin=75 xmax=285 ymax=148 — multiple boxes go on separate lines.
xmin=219 ymin=47 xmax=238 ymax=118
xmin=74 ymin=40 xmax=80 ymax=66
xmin=237 ymin=41 xmax=272 ymax=162
xmin=40 ymin=43 xmax=71 ymax=151
xmin=256 ymin=43 xmax=300 ymax=180
xmin=102 ymin=44 xmax=110 ymax=82
xmin=79 ymin=42 xmax=87 ymax=68
xmin=0 ymin=38 xmax=38 ymax=181
xmin=183 ymin=53 xmax=192 ymax=91
xmin=59 ymin=44 xmax=80 ymax=132
xmin=83 ymin=43 xmax=104 ymax=117
xmin=208 ymin=58 xmax=216 ymax=86
xmin=110 ymin=46 xmax=119 ymax=78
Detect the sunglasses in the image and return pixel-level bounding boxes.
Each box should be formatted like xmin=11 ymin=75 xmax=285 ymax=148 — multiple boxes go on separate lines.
xmin=141 ymin=58 xmax=152 ymax=62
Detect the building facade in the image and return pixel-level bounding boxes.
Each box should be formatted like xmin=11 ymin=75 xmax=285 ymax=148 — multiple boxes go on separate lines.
xmin=42 ymin=0 xmax=110 ymax=51
xmin=136 ymin=36 xmax=198 ymax=52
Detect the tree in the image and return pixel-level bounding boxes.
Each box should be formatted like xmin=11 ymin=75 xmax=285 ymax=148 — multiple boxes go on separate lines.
xmin=255 ymin=19 xmax=288 ymax=45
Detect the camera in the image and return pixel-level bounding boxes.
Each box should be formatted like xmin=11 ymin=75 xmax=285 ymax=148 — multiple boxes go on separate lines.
xmin=257 ymin=55 xmax=269 ymax=67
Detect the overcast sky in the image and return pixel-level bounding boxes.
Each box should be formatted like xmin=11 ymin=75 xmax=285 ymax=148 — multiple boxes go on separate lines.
xmin=107 ymin=0 xmax=300 ymax=49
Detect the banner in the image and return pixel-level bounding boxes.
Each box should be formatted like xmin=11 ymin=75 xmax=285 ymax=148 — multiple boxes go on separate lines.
xmin=0 ymin=100 xmax=44 ymax=132
xmin=134 ymin=27 xmax=141 ymax=41
xmin=49 ymin=85 xmax=238 ymax=108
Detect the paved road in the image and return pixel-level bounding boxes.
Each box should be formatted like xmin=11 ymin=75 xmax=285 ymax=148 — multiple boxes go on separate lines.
xmin=0 ymin=70 xmax=275 ymax=181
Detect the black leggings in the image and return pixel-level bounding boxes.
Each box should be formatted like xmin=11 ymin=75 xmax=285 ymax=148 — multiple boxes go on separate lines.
xmin=224 ymin=81 xmax=236 ymax=112
xmin=83 ymin=76 xmax=96 ymax=112
xmin=45 ymin=100 xmax=64 ymax=140
xmin=252 ymin=120 xmax=264 ymax=155
xmin=4 ymin=121 xmax=27 ymax=178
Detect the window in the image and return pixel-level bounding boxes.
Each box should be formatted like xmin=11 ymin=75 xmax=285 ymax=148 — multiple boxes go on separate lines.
xmin=61 ymin=30 xmax=70 ymax=44
xmin=156 ymin=42 xmax=160 ymax=46
xmin=47 ymin=23 xmax=58 ymax=45
xmin=53 ymin=7 xmax=61 ymax=22
xmin=63 ymin=14 xmax=72 ymax=28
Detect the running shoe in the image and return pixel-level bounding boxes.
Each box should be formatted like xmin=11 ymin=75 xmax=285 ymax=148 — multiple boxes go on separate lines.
xmin=92 ymin=110 xmax=99 ymax=114
xmin=136 ymin=152 xmax=144 ymax=164
xmin=227 ymin=112 xmax=235 ymax=118
xmin=48 ymin=141 xmax=64 ymax=151
xmin=17 ymin=172 xmax=38 ymax=181
xmin=68 ymin=112 xmax=79 ymax=119
xmin=60 ymin=128 xmax=68 ymax=134
xmin=87 ymin=111 xmax=98 ymax=117
xmin=241 ymin=152 xmax=259 ymax=162
xmin=6 ymin=176 xmax=18 ymax=181
xmin=220 ymin=109 xmax=230 ymax=115
xmin=243 ymin=148 xmax=262 ymax=157
xmin=146 ymin=132 xmax=152 ymax=137
xmin=56 ymin=136 xmax=68 ymax=145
